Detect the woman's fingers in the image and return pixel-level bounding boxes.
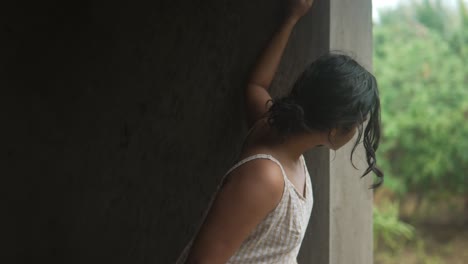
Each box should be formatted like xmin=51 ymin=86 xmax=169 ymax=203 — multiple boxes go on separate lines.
xmin=288 ymin=0 xmax=315 ymax=20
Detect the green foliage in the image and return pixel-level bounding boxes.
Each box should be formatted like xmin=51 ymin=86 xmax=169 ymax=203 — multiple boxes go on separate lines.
xmin=374 ymin=201 xmax=415 ymax=251
xmin=450 ymin=0 xmax=468 ymax=58
xmin=374 ymin=0 xmax=468 ymax=196
xmin=415 ymin=0 xmax=447 ymax=36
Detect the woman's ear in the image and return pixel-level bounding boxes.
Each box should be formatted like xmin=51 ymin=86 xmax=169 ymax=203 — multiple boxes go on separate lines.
xmin=326 ymin=128 xmax=338 ymax=150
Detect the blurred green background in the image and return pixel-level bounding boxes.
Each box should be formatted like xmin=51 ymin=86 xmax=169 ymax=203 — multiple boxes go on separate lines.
xmin=372 ymin=0 xmax=468 ymax=263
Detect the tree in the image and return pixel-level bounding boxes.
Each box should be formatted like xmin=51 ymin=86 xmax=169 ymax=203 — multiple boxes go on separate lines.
xmin=374 ymin=0 xmax=468 ymax=196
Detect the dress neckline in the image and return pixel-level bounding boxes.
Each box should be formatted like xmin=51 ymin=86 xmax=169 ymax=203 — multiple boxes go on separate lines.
xmin=273 ymin=154 xmax=308 ymax=201
xmin=283 ymin=155 xmax=308 ymax=201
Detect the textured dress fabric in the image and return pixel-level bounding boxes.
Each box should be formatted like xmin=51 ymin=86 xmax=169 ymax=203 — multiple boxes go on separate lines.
xmin=175 ymin=154 xmax=314 ymax=264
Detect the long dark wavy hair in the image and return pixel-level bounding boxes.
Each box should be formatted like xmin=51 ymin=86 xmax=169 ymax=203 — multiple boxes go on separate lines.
xmin=267 ymin=53 xmax=383 ymax=188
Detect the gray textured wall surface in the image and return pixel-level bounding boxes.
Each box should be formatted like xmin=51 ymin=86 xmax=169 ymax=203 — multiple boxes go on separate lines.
xmin=2 ymin=1 xmax=333 ymax=263
xmin=329 ymin=0 xmax=374 ymax=263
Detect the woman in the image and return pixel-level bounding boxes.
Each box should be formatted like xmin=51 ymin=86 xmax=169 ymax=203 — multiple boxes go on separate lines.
xmin=177 ymin=0 xmax=383 ymax=263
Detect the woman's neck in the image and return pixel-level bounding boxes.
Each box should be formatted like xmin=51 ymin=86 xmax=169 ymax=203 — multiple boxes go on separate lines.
xmin=265 ymin=129 xmax=326 ymax=163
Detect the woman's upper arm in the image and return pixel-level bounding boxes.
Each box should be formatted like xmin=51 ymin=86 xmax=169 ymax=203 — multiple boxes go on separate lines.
xmin=245 ymin=84 xmax=273 ymax=128
xmin=185 ymin=160 xmax=284 ymax=264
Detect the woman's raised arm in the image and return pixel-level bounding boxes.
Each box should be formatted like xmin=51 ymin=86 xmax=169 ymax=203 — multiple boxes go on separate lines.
xmin=244 ymin=0 xmax=315 ymax=127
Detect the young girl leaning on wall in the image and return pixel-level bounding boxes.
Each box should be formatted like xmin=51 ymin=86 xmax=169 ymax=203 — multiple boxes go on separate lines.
xmin=177 ymin=0 xmax=383 ymax=263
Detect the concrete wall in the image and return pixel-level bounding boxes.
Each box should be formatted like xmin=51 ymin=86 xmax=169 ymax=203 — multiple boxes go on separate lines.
xmin=329 ymin=0 xmax=374 ymax=263
xmin=2 ymin=0 xmax=372 ymax=263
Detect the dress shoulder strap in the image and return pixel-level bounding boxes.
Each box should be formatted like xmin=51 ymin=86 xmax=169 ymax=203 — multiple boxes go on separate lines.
xmin=223 ymin=154 xmax=287 ymax=181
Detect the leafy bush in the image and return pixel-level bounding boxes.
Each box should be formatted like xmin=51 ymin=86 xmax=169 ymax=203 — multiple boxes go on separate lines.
xmin=374 ymin=201 xmax=415 ymax=251
xmin=374 ymin=0 xmax=468 ymax=196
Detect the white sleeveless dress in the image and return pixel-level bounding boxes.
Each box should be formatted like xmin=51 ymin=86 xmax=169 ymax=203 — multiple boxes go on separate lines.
xmin=176 ymin=154 xmax=314 ymax=264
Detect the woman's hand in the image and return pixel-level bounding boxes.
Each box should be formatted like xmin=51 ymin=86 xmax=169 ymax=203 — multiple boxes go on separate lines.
xmin=287 ymin=0 xmax=315 ymax=21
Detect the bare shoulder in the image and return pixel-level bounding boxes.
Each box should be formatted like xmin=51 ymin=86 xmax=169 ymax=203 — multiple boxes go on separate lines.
xmin=224 ymin=157 xmax=285 ymax=205
xmin=186 ymin=157 xmax=285 ymax=263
